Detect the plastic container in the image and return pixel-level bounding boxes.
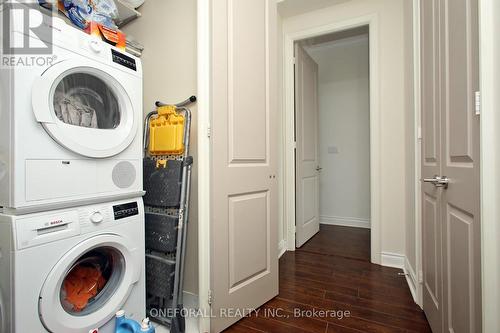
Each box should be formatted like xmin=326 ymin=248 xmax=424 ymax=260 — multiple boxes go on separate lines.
xmin=149 ymin=106 xmax=185 ymax=155
xmin=145 ymin=253 xmax=176 ymax=299
xmin=143 ymin=158 xmax=183 ymax=207
xmin=145 ymin=212 xmax=178 ymax=253
xmin=115 ymin=310 xmax=155 ymax=333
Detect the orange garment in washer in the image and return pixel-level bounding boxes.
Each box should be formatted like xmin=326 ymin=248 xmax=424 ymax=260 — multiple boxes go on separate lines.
xmin=63 ymin=265 xmax=107 ymax=312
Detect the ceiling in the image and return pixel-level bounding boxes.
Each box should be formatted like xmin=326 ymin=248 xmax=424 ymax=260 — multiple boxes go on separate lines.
xmin=277 ymin=0 xmax=352 ymax=18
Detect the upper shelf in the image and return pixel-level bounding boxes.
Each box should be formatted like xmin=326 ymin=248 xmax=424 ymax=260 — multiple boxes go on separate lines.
xmin=39 ymin=1 xmax=141 ymax=29
xmin=115 ymin=0 xmax=141 ymax=28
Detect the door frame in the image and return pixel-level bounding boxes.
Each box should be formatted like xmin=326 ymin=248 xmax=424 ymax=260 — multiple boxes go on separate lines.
xmin=479 ymin=0 xmax=500 ymax=330
xmin=197 ymin=0 xmax=211 ymax=332
xmin=411 ymin=0 xmax=424 ymax=308
xmin=282 ymin=14 xmax=382 ymax=264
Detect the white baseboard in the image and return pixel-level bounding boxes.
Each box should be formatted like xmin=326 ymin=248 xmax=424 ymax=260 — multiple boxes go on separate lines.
xmin=319 ymin=215 xmax=371 ymax=229
xmin=380 ymin=254 xmax=421 ymax=307
xmin=380 ymin=251 xmax=405 ymax=269
xmin=155 ymin=291 xmax=199 ymax=332
xmin=182 ymin=291 xmax=199 ymax=308
xmin=404 ymin=257 xmax=419 ymax=305
xmin=278 ymin=239 xmax=287 ymax=258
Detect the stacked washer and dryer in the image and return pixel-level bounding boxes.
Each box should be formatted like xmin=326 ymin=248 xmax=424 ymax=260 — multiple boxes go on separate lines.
xmin=0 ymin=3 xmax=146 ymax=333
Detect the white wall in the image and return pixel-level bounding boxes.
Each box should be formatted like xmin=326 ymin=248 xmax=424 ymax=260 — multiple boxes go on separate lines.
xmin=306 ymin=37 xmax=371 ymax=227
xmin=122 ymin=0 xmax=198 ymax=295
xmin=280 ymin=0 xmax=411 ymax=259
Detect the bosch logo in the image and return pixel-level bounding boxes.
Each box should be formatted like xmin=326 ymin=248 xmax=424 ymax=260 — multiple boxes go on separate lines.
xmin=49 ymin=219 xmax=64 ymax=226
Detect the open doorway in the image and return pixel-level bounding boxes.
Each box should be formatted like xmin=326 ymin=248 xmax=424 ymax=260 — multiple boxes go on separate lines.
xmin=283 ymin=16 xmax=381 ymax=264
xmin=294 ymin=26 xmax=371 ymax=259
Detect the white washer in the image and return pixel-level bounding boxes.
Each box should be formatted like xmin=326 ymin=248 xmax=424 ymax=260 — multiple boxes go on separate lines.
xmin=0 ymin=2 xmax=144 ymax=214
xmin=0 ymin=197 xmax=146 ymax=333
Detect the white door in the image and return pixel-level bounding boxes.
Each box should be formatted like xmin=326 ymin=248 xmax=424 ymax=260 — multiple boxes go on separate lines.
xmin=31 ymin=56 xmax=139 ymax=158
xmin=295 ymin=43 xmax=320 ymax=247
xmin=210 ymin=0 xmax=278 ymax=331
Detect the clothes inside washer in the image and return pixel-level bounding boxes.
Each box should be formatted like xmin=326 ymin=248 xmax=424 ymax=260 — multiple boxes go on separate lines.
xmin=61 ymin=255 xmax=109 ymax=312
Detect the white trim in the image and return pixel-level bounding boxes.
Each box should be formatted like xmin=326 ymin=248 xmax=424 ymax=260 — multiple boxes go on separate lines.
xmin=479 ymin=0 xmax=500 ymax=332
xmin=182 ymin=291 xmax=199 ymax=308
xmin=278 ymin=240 xmax=287 ymax=258
xmin=319 ymin=215 xmax=370 ymax=229
xmin=304 ymin=33 xmax=369 ymax=51
xmin=282 ymin=14 xmax=382 ymax=264
xmin=157 ymin=292 xmax=199 ymax=332
xmin=380 ymin=255 xmax=421 ymax=308
xmin=404 ymin=257 xmax=420 ymax=307
xmin=197 ymin=0 xmax=211 ymax=331
xmin=283 ymin=28 xmax=296 ymax=253
xmin=412 ymin=0 xmax=424 ymax=308
xmin=380 ymin=252 xmax=405 ymax=269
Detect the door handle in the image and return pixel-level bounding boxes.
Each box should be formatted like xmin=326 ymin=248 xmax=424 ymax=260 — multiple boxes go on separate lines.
xmin=422 ymin=175 xmax=449 ymax=189
xmin=316 ymin=166 xmax=323 ymax=172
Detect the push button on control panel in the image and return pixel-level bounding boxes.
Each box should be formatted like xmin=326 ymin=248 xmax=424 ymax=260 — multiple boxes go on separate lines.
xmin=90 ymin=211 xmax=104 ymax=224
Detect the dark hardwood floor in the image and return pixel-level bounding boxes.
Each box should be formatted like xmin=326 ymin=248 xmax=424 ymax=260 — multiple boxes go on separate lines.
xmin=225 ymin=225 xmax=431 ymax=333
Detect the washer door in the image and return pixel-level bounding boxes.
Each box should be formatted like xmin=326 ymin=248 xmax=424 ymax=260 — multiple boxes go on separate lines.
xmin=32 ymin=59 xmax=138 ymax=158
xmin=39 ymin=234 xmax=142 ymax=333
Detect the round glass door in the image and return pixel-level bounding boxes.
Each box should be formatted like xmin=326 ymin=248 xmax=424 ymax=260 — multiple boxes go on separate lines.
xmin=60 ymin=247 xmax=124 ymax=316
xmin=32 ymin=59 xmax=139 ymax=158
xmin=39 ymin=234 xmax=140 ymax=333
xmin=53 ymin=73 xmax=121 ymax=129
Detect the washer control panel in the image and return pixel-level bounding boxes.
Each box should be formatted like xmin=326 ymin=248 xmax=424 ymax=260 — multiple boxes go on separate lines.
xmin=113 ymin=202 xmax=139 ymax=220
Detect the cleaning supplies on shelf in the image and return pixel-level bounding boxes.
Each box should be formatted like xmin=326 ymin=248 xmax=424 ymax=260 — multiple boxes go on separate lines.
xmin=87 ymin=21 xmax=127 ymax=50
xmin=38 ymin=0 xmax=128 ymax=50
xmin=61 ymin=0 xmax=119 ymax=29
xmin=115 ymin=310 xmax=155 ymax=333
xmin=148 ymin=105 xmax=185 ymax=156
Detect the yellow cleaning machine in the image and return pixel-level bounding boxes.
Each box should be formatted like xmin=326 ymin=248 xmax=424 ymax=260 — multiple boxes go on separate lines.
xmin=142 ymin=96 xmax=196 ymax=333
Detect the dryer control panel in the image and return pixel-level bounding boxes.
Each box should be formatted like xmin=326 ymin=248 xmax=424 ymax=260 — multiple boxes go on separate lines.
xmin=113 ymin=202 xmax=139 ymax=220
xmin=112 ymin=49 xmax=137 ymax=71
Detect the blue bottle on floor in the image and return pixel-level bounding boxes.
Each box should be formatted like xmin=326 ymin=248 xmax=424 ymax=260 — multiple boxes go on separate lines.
xmin=115 ymin=310 xmax=155 ymax=333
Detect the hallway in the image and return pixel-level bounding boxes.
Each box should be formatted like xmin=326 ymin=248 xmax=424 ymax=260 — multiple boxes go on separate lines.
xmin=225 ymin=225 xmax=431 ymax=333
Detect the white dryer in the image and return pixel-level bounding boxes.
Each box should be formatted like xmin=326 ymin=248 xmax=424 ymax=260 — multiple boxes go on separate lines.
xmin=0 ymin=197 xmax=146 ymax=333
xmin=0 ymin=3 xmax=144 ymax=213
